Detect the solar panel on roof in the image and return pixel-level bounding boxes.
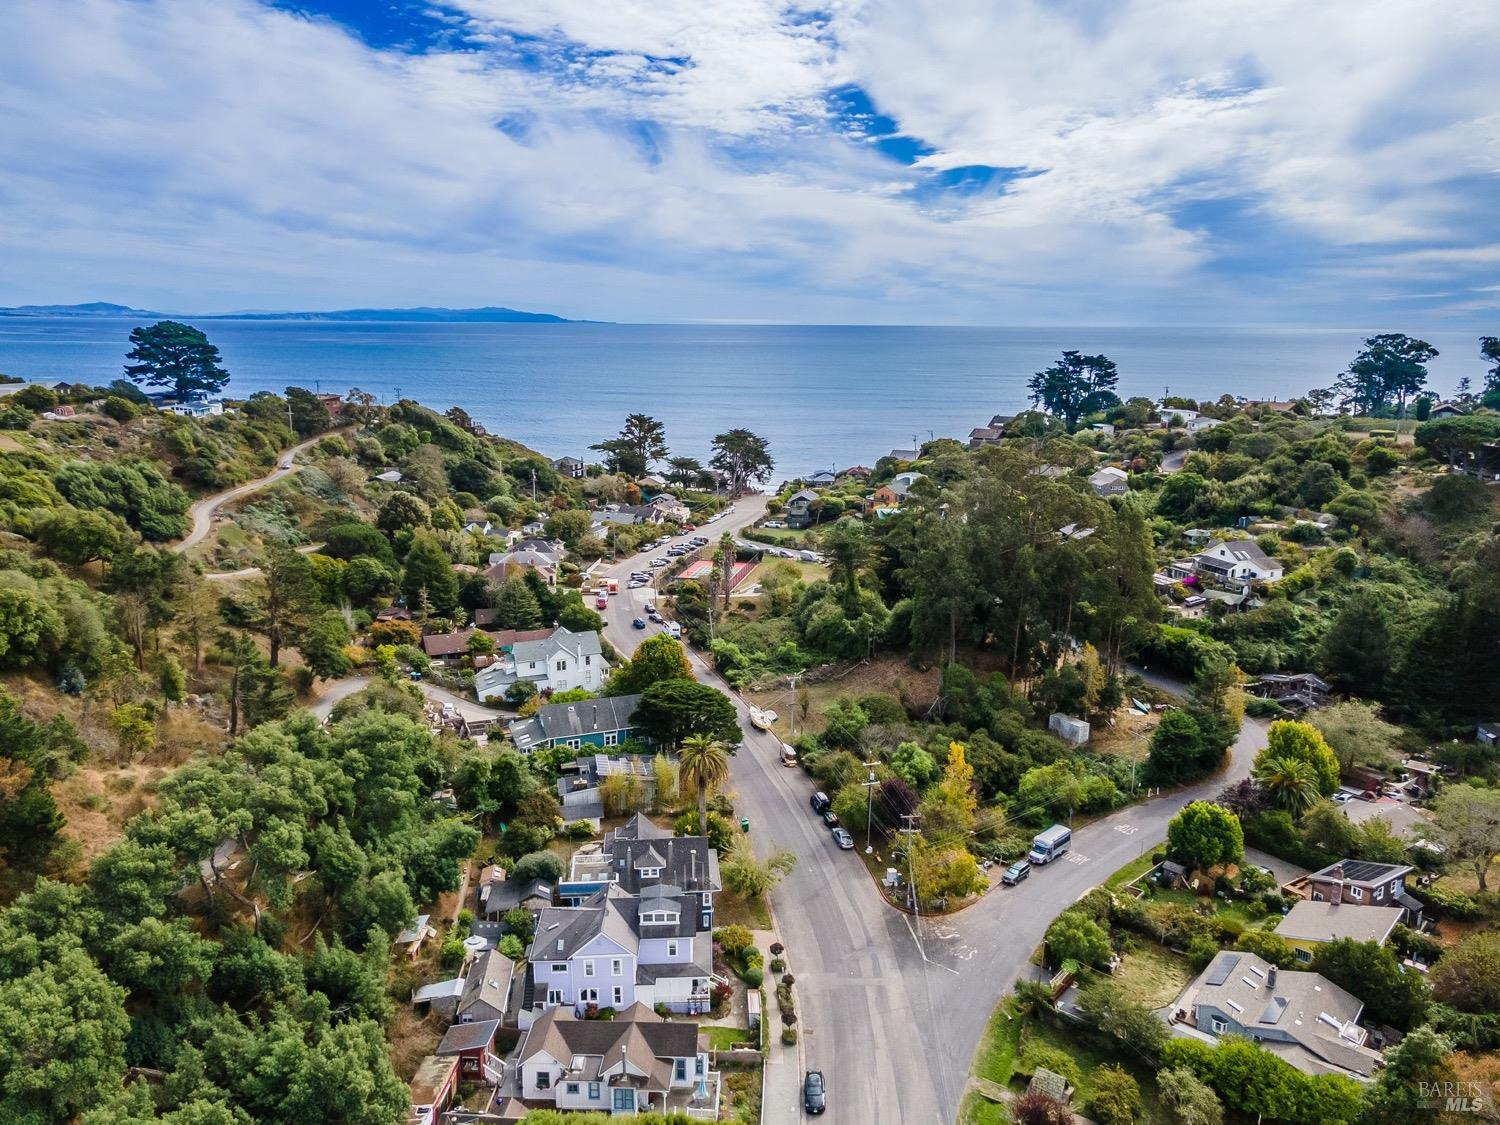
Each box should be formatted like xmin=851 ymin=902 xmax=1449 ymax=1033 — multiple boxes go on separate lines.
xmin=1258 ymin=997 xmax=1288 ymax=1025
xmin=1338 ymin=860 xmax=1399 ymax=883
xmin=1205 ymin=954 xmax=1240 ymax=986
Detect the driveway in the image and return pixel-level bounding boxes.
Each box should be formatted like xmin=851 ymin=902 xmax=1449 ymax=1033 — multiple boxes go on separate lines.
xmin=307 ymin=674 xmax=505 ymax=724
xmin=596 ymin=528 xmax=1266 ymax=1125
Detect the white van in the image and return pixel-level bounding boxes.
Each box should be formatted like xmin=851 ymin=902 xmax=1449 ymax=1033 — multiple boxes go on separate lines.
xmin=666 ymin=622 xmax=681 ymax=639
xmin=1028 ymin=824 xmax=1072 ymax=865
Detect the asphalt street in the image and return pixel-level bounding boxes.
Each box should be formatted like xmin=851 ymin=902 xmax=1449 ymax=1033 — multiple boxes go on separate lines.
xmin=594 ymin=498 xmax=1266 ymax=1125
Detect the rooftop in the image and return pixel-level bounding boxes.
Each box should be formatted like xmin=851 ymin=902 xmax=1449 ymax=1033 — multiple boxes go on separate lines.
xmin=1311 ymin=859 xmax=1412 ymax=886
xmin=1275 ymin=901 xmax=1403 ymax=945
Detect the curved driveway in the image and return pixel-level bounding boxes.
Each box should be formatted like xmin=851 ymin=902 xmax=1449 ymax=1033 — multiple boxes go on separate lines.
xmin=595 ymin=501 xmax=1264 ymax=1125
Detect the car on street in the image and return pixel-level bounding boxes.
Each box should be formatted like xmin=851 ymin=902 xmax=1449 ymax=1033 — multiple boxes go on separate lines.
xmin=809 ymin=791 xmax=831 ymax=815
xmin=632 ymin=617 xmax=646 ymax=629
xmin=281 ymin=459 xmax=293 ymax=469
xmin=666 ymin=622 xmax=681 ymax=638
xmin=832 ymin=827 xmax=854 ymax=850
xmin=651 ymin=558 xmax=669 ymax=567
xmin=644 ymin=601 xmax=656 ymax=613
xmin=648 ymin=611 xmax=664 ymax=623
xmin=1002 ymin=861 xmax=1031 ymax=886
xmin=804 ymin=1071 xmax=826 ymax=1115
xmin=820 ymin=809 xmax=839 ymax=828
xmin=763 ymin=520 xmax=785 ymax=529
xmin=595 ymin=594 xmax=609 ymax=608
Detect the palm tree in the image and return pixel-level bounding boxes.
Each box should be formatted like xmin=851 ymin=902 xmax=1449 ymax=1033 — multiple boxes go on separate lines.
xmin=678 ymin=733 xmax=731 ymax=833
xmin=1253 ymin=755 xmax=1320 ymax=816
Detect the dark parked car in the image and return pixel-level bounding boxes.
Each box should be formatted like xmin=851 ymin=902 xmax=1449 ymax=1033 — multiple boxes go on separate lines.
xmin=632 ymin=617 xmax=647 ymax=629
xmin=832 ymin=827 xmax=854 ymax=850
xmin=821 ymin=810 xmax=839 ymax=828
xmin=1002 ymin=861 xmax=1031 ymax=886
xmin=804 ymin=1070 xmax=826 ymax=1114
xmin=809 ymin=791 xmax=830 ymax=815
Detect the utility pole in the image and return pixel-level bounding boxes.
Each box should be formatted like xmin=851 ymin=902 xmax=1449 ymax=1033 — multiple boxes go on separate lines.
xmin=530 ymin=468 xmax=537 ymax=503
xmin=862 ymin=761 xmax=880 ymax=853
xmin=900 ymin=812 xmax=926 ymax=961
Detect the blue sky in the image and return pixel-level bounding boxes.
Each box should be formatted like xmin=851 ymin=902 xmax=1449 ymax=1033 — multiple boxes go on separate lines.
xmin=1 ymin=0 xmax=1497 ymax=325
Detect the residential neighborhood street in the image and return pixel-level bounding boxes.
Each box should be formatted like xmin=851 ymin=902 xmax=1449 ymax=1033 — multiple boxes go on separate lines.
xmin=595 ymin=510 xmax=1267 ymax=1125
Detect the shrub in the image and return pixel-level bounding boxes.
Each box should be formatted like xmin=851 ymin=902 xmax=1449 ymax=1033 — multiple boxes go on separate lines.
xmin=781 ymin=1026 xmax=797 ymax=1045
xmin=1014 ymin=1089 xmax=1071 ymax=1125
xmin=654 ymin=1002 xmax=671 ymax=1018
xmin=1090 ymin=1065 xmax=1143 ymax=1125
xmin=743 ymin=966 xmax=764 ymax=988
xmin=769 ymin=941 xmax=784 ymax=956
xmin=498 ymin=934 xmax=524 ymax=960
xmin=769 ymin=957 xmax=785 ymax=973
xmin=510 ymin=851 xmax=565 ymax=883
xmin=1019 ymin=1042 xmax=1081 ymax=1087
xmin=715 ymin=925 xmax=754 ymax=955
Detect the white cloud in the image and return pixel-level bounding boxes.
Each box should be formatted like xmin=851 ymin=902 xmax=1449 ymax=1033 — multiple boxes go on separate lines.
xmin=0 ymin=0 xmax=1496 ymax=322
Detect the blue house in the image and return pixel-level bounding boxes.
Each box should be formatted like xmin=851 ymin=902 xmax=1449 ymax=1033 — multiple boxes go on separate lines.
xmin=509 ymin=694 xmax=644 ymax=754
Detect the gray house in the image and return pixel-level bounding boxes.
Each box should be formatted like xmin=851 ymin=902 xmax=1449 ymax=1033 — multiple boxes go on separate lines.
xmin=507 ymin=694 xmax=644 ymax=754
xmin=1171 ymin=951 xmax=1383 ymax=1080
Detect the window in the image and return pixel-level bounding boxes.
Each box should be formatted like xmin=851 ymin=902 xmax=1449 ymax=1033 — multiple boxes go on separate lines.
xmin=528 ymin=661 xmax=537 ymax=670
xmin=696 ymin=1056 xmax=705 ymax=1076
xmin=558 ymin=660 xmax=568 ymax=671
xmin=612 ymin=959 xmax=623 ymax=976
xmin=667 ymin=941 xmax=678 ymax=958
xmin=551 ymin=963 xmax=568 ymax=974
xmin=639 ymin=866 xmax=663 ymax=879
xmin=604 ymin=732 xmax=618 ymax=747
xmin=589 ymin=1083 xmax=600 ymax=1100
xmin=537 ymin=1072 xmax=551 ymax=1090
xmin=675 ymin=1059 xmax=687 ymax=1081
xmin=1374 ymin=886 xmax=1384 ymax=900
xmin=584 ymin=960 xmax=595 ymax=977
xmin=1210 ymin=1016 xmax=1227 ymax=1034
xmin=586 ymin=655 xmax=592 ymax=665
xmin=581 ymin=988 xmax=598 ymax=1002
xmin=1349 ymin=886 xmax=1363 ymax=900
xmin=614 ymin=1089 xmax=634 ymax=1111
xmin=567 ymin=738 xmax=582 ymax=750
xmin=1311 ymin=891 xmax=1325 ymax=902
xmin=613 ymin=986 xmax=623 ymax=1005
xmin=566 ymin=1083 xmax=580 ymax=1095
xmin=1390 ymin=879 xmax=1402 ymax=894
xmin=1295 ymin=947 xmax=1312 ymax=963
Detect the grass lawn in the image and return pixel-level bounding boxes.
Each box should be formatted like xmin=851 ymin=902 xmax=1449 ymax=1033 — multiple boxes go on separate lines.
xmin=1136 ymin=885 xmax=1277 ymax=930
xmin=1018 ymin=1014 xmax=1172 ymax=1124
xmin=1105 ymin=844 xmax=1164 ymax=889
xmin=971 ymin=996 xmax=1023 ymax=1086
xmin=703 ymin=1025 xmax=756 ymax=1050
xmin=716 ymin=886 xmax=774 ymax=931
xmin=957 ymin=1091 xmax=1010 ymax=1125
xmin=1112 ymin=945 xmax=1194 ymax=1009
xmin=745 ymin=557 xmax=828 ymax=586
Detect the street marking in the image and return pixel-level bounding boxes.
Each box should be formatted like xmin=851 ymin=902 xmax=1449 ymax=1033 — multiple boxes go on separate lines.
xmin=1114 ymin=824 xmax=1139 ymax=835
xmin=1066 ymin=852 xmax=1089 ymax=865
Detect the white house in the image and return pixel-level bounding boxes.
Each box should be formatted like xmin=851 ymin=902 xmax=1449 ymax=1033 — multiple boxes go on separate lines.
xmin=1192 ymin=539 xmax=1284 ymax=585
xmin=888 ymin=470 xmax=926 ymax=499
xmin=517 ymin=1003 xmax=717 ymax=1119
xmin=474 ymin=626 xmax=608 ymax=702
xmin=162 ymin=398 xmax=225 ymax=417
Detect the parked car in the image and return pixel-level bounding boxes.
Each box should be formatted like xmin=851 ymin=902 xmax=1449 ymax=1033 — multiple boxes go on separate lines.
xmin=632 ymin=617 xmax=647 ymax=629
xmin=804 ymin=1071 xmax=826 ymax=1114
xmin=644 ymin=602 xmax=656 ymax=614
xmin=798 ymin=550 xmax=819 ymax=562
xmin=648 ymin=611 xmax=664 ymax=623
xmin=280 ymin=459 xmax=293 ymax=469
xmin=832 ymin=828 xmax=854 ymax=850
xmin=821 ymin=810 xmax=839 ymax=828
xmin=666 ymin=622 xmax=681 ymax=639
xmin=1002 ymin=861 xmax=1030 ymax=886
xmin=763 ymin=520 xmax=785 ymax=529
xmin=651 ymin=558 xmax=669 ymax=567
xmin=810 ymin=791 xmax=831 ymax=815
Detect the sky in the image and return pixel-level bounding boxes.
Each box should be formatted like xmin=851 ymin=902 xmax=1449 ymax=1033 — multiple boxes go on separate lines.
xmin=1 ymin=0 xmax=1498 ymax=325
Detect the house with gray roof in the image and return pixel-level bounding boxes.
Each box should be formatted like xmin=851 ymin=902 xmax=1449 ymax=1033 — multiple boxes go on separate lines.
xmin=1274 ymin=900 xmax=1404 ymax=961
xmin=474 ymin=626 xmax=609 ymax=702
xmin=1192 ymin=538 xmax=1284 ymax=586
xmin=517 ymin=1002 xmax=717 ymax=1118
xmin=555 ymin=755 xmax=663 ymax=829
xmin=506 ymin=693 xmax=642 ymax=754
xmin=1088 ymin=465 xmax=1129 ymax=497
xmin=1170 ymin=951 xmax=1383 ymax=1080
xmin=525 ymin=883 xmax=714 ymax=1021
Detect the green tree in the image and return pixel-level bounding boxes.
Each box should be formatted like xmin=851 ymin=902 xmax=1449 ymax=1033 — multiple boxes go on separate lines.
xmin=301 ymin=611 xmax=353 ymax=680
xmin=820 ymin=519 xmax=868 ymax=603
xmin=320 ymin=521 xmax=397 ymax=567
xmin=1089 ymin=1065 xmax=1143 ymax=1125
xmin=400 ymin=532 xmax=459 ymax=616
xmin=1259 ymin=721 xmax=1339 ymax=795
xmin=542 ymin=508 xmax=593 ymax=547
xmin=1148 ymin=709 xmax=1206 ymax=782
xmin=0 ymin=691 xmax=66 ymax=865
xmin=1431 ymin=930 xmax=1500 ymax=1014
xmin=1167 ymin=801 xmax=1244 ymax=870
xmin=1311 ymin=939 xmax=1428 ymax=1030
xmin=1413 ymin=414 xmax=1500 ymax=467
xmin=0 ymin=945 xmax=129 ymax=1120
xmin=124 ymin=320 xmax=230 ymax=400
xmin=631 ymin=680 xmax=742 ymax=751
xmin=32 ymin=508 xmax=132 ymax=567
xmin=1363 ymin=1024 xmax=1454 ymax=1122
xmin=607 ymin=633 xmax=693 ymax=696
xmin=1482 ymin=335 xmax=1500 ymax=396
xmin=1157 ymin=1066 xmax=1223 ymax=1125
xmin=491 ymin=575 xmax=543 ymax=629
xmin=254 ymin=541 xmax=319 ymax=667
xmin=592 ymin=413 xmax=668 ymax=476
xmin=375 ymin=491 xmax=430 ymax=535
xmin=720 ymin=839 xmax=796 ymax=898
xmin=678 ymin=733 xmax=732 ymax=832
xmin=1252 ymin=755 xmax=1320 ymax=815
xmin=1027 ymin=350 xmax=1120 ymax=430
xmin=1427 ymin=785 xmax=1500 ymax=891
xmin=285 ymin=385 xmax=332 ymax=436
xmin=1044 ymin=909 xmax=1111 ymax=968
xmin=709 ymin=428 xmax=775 ymax=493
xmin=1076 ymin=977 xmax=1168 ymax=1062
xmin=1335 ymin=332 xmax=1437 ymax=416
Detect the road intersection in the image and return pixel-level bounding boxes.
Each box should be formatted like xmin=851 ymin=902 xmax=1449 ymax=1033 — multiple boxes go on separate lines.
xmin=593 ymin=497 xmax=1265 ymax=1124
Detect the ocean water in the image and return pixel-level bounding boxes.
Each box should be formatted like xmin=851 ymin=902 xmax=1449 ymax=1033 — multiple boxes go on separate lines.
xmin=0 ymin=319 xmax=1483 ymax=480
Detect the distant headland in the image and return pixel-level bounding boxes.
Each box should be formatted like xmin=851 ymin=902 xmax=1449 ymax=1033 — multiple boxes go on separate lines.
xmin=0 ymin=301 xmax=587 ymax=323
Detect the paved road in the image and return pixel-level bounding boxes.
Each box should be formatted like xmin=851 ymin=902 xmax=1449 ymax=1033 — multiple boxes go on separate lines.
xmin=307 ymin=674 xmax=505 ymax=723
xmin=172 ymin=432 xmax=328 ymax=553
xmin=594 ymin=512 xmax=1266 ymax=1125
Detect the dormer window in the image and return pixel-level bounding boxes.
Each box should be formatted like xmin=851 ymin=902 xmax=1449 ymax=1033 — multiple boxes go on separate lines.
xmin=640 ymin=910 xmax=679 ymax=925
xmin=638 ymin=867 xmax=662 ymax=879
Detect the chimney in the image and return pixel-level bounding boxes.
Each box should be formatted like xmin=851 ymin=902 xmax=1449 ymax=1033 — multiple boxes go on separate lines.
xmin=1268 ymin=966 xmax=1278 ymax=989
